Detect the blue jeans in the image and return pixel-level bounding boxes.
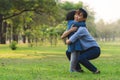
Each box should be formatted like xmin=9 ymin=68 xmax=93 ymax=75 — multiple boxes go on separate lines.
xmin=66 ymin=47 xmax=100 ymax=72
xmin=78 ymin=47 xmax=100 ymax=72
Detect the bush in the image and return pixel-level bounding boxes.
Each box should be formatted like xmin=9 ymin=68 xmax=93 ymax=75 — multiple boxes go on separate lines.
xmin=9 ymin=41 xmax=17 ymax=50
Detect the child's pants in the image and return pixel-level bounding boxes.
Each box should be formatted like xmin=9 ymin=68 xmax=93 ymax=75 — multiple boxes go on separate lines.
xmin=70 ymin=51 xmax=79 ymax=72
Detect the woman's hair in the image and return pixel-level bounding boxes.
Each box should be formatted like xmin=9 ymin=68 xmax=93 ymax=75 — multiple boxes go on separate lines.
xmin=79 ymin=8 xmax=88 ymax=18
xmin=65 ymin=8 xmax=87 ymax=21
xmin=65 ymin=10 xmax=76 ymax=21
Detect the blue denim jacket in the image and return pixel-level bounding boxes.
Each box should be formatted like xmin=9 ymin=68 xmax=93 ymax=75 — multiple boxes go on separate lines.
xmin=69 ymin=27 xmax=99 ymax=50
xmin=67 ymin=20 xmax=86 ymax=52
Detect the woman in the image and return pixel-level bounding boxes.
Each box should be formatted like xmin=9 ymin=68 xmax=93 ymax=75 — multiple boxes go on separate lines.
xmin=65 ymin=8 xmax=101 ymax=74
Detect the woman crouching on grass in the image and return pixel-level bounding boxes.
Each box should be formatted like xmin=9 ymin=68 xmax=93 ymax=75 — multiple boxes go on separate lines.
xmin=65 ymin=8 xmax=101 ymax=74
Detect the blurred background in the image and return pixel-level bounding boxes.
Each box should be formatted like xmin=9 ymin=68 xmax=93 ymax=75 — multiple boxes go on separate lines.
xmin=0 ymin=0 xmax=120 ymax=46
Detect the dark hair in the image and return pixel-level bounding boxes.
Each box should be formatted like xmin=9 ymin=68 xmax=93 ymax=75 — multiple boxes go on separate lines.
xmin=79 ymin=8 xmax=88 ymax=18
xmin=65 ymin=10 xmax=76 ymax=21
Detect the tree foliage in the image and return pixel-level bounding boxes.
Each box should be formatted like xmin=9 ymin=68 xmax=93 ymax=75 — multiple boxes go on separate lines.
xmin=0 ymin=0 xmax=61 ymax=44
xmin=0 ymin=0 xmax=104 ymax=45
xmin=0 ymin=0 xmax=58 ymax=20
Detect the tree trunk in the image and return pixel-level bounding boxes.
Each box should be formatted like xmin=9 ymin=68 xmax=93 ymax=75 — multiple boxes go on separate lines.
xmin=22 ymin=25 xmax=27 ymax=43
xmin=28 ymin=36 xmax=31 ymax=43
xmin=22 ymin=35 xmax=26 ymax=43
xmin=12 ymin=26 xmax=18 ymax=43
xmin=0 ymin=14 xmax=3 ymax=44
xmin=1 ymin=21 xmax=7 ymax=44
xmin=0 ymin=14 xmax=7 ymax=44
xmin=7 ymin=24 xmax=12 ymax=43
xmin=12 ymin=34 xmax=18 ymax=42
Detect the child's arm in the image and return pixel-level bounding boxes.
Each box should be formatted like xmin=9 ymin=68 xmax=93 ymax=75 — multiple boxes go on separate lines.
xmin=61 ymin=26 xmax=78 ymax=39
xmin=61 ymin=30 xmax=72 ymax=39
xmin=65 ymin=27 xmax=78 ymax=44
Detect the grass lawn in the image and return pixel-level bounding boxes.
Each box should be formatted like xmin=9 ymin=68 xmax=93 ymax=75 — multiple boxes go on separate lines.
xmin=0 ymin=42 xmax=120 ymax=80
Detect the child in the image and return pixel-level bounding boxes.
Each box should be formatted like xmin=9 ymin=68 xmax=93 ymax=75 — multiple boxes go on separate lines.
xmin=61 ymin=9 xmax=86 ymax=72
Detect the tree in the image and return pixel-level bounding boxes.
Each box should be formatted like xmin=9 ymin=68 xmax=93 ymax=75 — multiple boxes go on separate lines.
xmin=0 ymin=0 xmax=58 ymax=44
xmin=96 ymin=19 xmax=118 ymax=41
xmin=59 ymin=1 xmax=83 ymax=11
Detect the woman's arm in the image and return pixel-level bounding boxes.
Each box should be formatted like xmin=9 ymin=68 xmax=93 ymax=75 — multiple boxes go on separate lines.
xmin=66 ymin=27 xmax=85 ymax=44
xmin=66 ymin=39 xmax=71 ymax=44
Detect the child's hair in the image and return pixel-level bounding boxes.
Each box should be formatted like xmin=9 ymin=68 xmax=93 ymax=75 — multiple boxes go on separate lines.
xmin=79 ymin=8 xmax=88 ymax=18
xmin=65 ymin=10 xmax=76 ymax=21
xmin=75 ymin=10 xmax=80 ymax=15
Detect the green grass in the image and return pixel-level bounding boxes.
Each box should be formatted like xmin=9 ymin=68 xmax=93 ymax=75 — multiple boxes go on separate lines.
xmin=0 ymin=42 xmax=120 ymax=80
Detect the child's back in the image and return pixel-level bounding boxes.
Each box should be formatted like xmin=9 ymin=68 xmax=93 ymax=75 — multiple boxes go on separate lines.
xmin=67 ymin=21 xmax=86 ymax=52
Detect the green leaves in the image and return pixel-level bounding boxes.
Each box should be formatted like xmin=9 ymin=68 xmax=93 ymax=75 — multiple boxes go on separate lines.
xmin=60 ymin=1 xmax=83 ymax=11
xmin=0 ymin=0 xmax=12 ymax=14
xmin=0 ymin=0 xmax=58 ymax=20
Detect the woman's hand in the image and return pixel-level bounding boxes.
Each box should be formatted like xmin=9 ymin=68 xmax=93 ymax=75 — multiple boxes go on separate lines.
xmin=66 ymin=39 xmax=71 ymax=44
